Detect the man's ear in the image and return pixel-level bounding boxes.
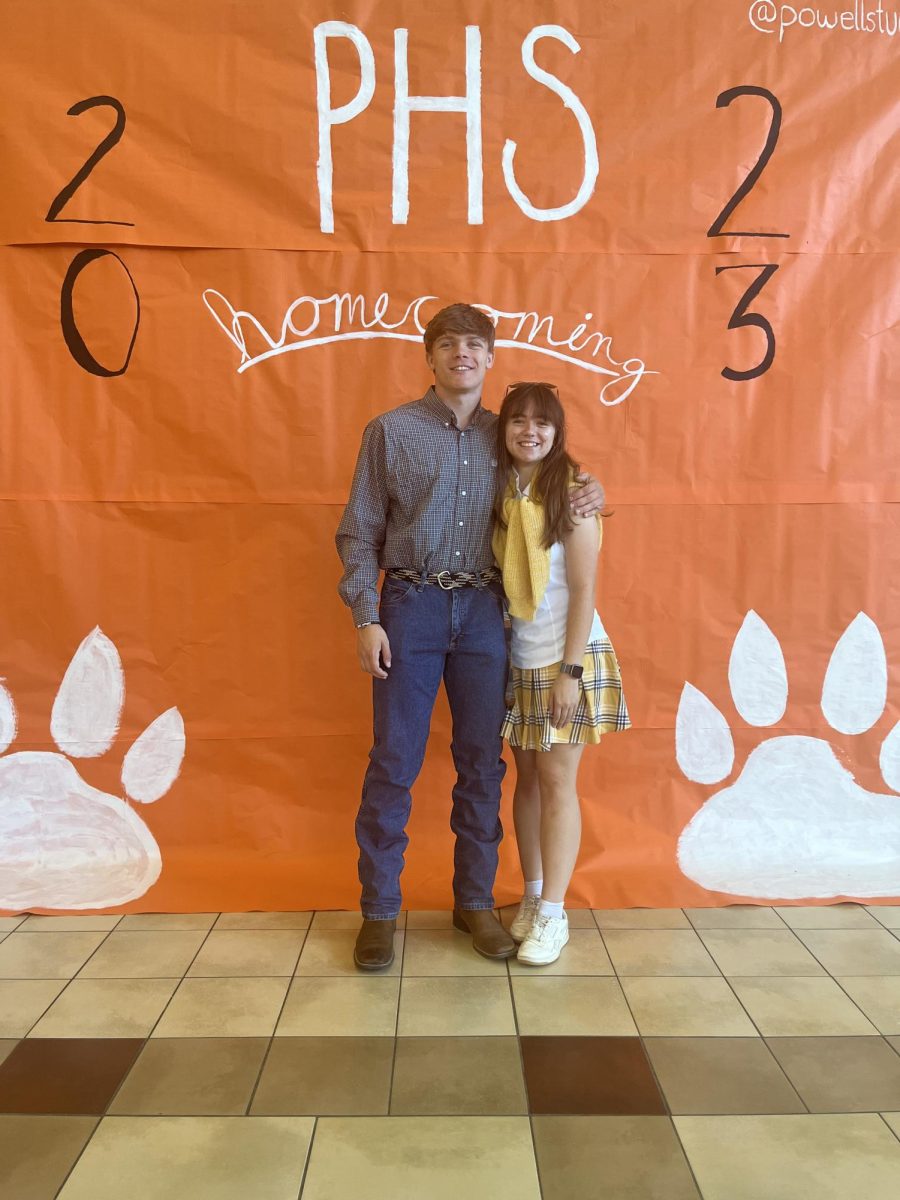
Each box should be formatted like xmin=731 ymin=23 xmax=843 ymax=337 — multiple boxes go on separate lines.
xmin=425 ymin=350 xmax=435 ymax=372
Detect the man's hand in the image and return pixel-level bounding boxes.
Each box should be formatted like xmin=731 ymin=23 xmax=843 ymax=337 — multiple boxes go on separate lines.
xmin=570 ymin=472 xmax=605 ymax=517
xmin=357 ymin=624 xmax=392 ymax=679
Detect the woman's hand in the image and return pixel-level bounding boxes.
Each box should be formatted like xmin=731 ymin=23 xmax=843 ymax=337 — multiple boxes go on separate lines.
xmin=570 ymin=472 xmax=605 ymax=517
xmin=549 ymin=673 xmax=580 ymax=729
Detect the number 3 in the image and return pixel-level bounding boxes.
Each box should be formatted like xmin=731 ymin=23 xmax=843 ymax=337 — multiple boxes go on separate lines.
xmin=715 ymin=263 xmax=780 ymax=382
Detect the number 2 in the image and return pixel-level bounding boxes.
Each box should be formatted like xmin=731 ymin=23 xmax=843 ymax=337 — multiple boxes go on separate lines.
xmin=708 ymin=86 xmax=788 ymax=240
xmin=46 ymin=95 xmax=134 ymax=226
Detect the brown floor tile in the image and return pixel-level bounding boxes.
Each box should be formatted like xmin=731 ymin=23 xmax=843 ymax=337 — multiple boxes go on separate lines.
xmin=250 ymin=1036 xmax=393 ymax=1115
xmin=390 ymin=1036 xmax=527 ymax=1114
xmin=57 ymin=1115 xmax=314 ymax=1200
xmin=117 ymin=913 xmax=218 ymax=931
xmin=0 ymin=933 xmax=107 ymax=979
xmin=108 ymin=1037 xmax=268 ymax=1115
xmin=837 ymin=977 xmax=900 ymax=1035
xmin=685 ymin=906 xmax=784 ymax=929
xmin=0 ymin=1041 xmax=16 ymax=1066
xmin=532 ymin=1115 xmax=701 ymax=1199
xmin=603 ymin=929 xmax=719 ymax=976
xmin=187 ymin=930 xmax=305 ymax=977
xmin=645 ymin=1037 xmax=805 ymax=1115
xmin=0 ymin=1038 xmax=143 ymax=1114
xmin=521 ymin=1037 xmax=665 ymax=1114
xmin=795 ymin=929 xmax=900 ymax=975
xmin=697 ymin=929 xmax=825 ymax=976
xmin=302 ymin=1116 xmax=540 ymax=1200
xmin=0 ymin=1114 xmax=97 ymax=1200
xmin=27 ymin=978 xmax=179 ymax=1038
xmin=0 ymin=980 xmax=67 ymax=1037
xmin=675 ymin=1113 xmax=900 ymax=1200
xmin=766 ymin=1036 xmax=900 ymax=1112
xmin=76 ymin=931 xmax=206 ymax=979
xmin=775 ymin=904 xmax=879 ymax=929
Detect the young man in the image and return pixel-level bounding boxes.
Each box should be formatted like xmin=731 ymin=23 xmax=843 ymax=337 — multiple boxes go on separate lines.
xmin=336 ymin=303 xmax=603 ymax=969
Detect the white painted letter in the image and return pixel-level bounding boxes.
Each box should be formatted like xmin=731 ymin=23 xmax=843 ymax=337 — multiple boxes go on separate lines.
xmin=503 ymin=25 xmax=599 ymax=222
xmin=393 ymin=26 xmax=483 ymax=225
xmin=315 ymin=21 xmax=376 ymax=235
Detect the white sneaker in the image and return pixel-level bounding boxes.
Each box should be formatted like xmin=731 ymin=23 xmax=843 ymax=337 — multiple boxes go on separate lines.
xmin=509 ymin=895 xmax=541 ymax=943
xmin=517 ymin=912 xmax=569 ymax=966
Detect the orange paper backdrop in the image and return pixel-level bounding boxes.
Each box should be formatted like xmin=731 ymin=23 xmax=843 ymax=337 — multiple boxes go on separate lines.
xmin=1 ymin=0 xmax=898 ymax=912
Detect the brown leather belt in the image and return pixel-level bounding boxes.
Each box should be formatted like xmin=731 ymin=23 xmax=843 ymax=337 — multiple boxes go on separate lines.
xmin=386 ymin=567 xmax=501 ymax=591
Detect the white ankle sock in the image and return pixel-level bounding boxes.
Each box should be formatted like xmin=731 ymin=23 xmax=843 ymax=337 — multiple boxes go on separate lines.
xmin=524 ymin=879 xmax=543 ymax=897
xmin=539 ymin=899 xmax=564 ymax=919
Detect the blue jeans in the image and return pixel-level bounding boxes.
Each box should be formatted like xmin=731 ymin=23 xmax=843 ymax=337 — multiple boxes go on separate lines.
xmin=356 ymin=577 xmax=508 ymax=919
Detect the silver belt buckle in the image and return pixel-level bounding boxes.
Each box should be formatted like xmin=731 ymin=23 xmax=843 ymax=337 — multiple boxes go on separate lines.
xmin=436 ymin=571 xmax=454 ymax=590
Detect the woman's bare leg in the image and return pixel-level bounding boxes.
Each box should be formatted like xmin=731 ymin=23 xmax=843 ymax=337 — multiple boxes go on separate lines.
xmin=511 ymin=747 xmax=542 ymax=883
xmin=535 ymin=744 xmax=584 ymax=903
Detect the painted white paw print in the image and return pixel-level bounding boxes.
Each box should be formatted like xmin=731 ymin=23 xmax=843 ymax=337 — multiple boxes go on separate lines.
xmin=0 ymin=628 xmax=185 ymax=910
xmin=676 ymin=611 xmax=900 ymax=900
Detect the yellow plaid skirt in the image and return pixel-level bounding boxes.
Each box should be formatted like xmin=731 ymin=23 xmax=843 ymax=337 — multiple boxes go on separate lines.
xmin=501 ymin=640 xmax=631 ymax=752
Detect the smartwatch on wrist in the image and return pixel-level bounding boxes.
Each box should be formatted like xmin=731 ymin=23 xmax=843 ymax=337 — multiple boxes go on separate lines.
xmin=559 ymin=662 xmax=584 ymax=679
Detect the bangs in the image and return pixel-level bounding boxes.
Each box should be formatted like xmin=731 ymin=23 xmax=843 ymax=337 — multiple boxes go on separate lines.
xmin=503 ymin=382 xmax=563 ymax=424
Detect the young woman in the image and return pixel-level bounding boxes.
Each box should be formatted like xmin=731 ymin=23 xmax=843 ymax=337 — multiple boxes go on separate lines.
xmin=492 ymin=382 xmax=630 ymax=965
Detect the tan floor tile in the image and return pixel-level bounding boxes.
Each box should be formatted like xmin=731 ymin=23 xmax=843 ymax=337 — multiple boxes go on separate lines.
xmin=698 ymin=930 xmax=825 ymax=976
xmin=398 ymin=976 xmax=515 ymax=1035
xmin=767 ymin=1036 xmax=900 ymax=1112
xmin=882 ymin=1112 xmax=900 ymax=1137
xmin=685 ymin=906 xmax=784 ymax=929
xmin=509 ymin=928 xmax=614 ymax=976
xmin=675 ymin=1114 xmax=900 ymax=1200
xmin=795 ymin=930 xmax=900 ymax=975
xmin=118 ymin=913 xmax=218 ymax=931
xmin=776 ymin=905 xmax=879 ymax=929
xmin=302 ymin=1116 xmax=540 ymax=1200
xmin=867 ymin=907 xmax=900 ymax=929
xmin=730 ymin=977 xmax=878 ymax=1036
xmin=512 ymin=976 xmax=637 ymax=1036
xmin=391 ymin=1036 xmax=527 ymax=1114
xmin=837 ymin=977 xmax=900 ymax=1035
xmin=0 ymin=980 xmax=67 ymax=1036
xmin=0 ymin=932 xmax=107 ymax=979
xmin=28 ymin=978 xmax=179 ymax=1038
xmin=646 ymin=1038 xmax=805 ymax=1115
xmin=593 ymin=908 xmax=690 ymax=929
xmin=215 ymin=911 xmax=313 ymax=930
xmin=405 ymin=910 xmax=456 ymax=929
xmin=533 ymin=1115 xmax=701 ymax=1199
xmin=499 ymin=906 xmax=596 ymax=931
xmin=0 ymin=917 xmax=26 ymax=932
xmin=295 ymin=929 xmax=403 ymax=977
xmin=57 ymin=1115 xmax=314 ymax=1200
xmin=109 ymin=1038 xmax=268 ymax=1115
xmin=403 ymin=930 xmax=507 ymax=975
xmin=77 ymin=931 xmax=206 ymax=979
xmin=275 ymin=977 xmax=399 ymax=1036
xmin=603 ymin=930 xmax=719 ymax=976
xmin=17 ymin=915 xmax=122 ymax=932
xmin=151 ymin=977 xmax=289 ymax=1037
xmin=0 ymin=1115 xmax=97 ymax=1200
xmin=310 ymin=911 xmax=405 ymax=930
xmin=251 ymin=1037 xmax=393 ymax=1115
xmin=621 ymin=977 xmax=758 ymax=1036
xmin=889 ymin=1037 xmax=900 ymax=1056
xmin=187 ymin=930 xmax=305 ymax=977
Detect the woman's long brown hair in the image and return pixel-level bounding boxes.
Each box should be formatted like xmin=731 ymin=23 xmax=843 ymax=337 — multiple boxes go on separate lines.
xmin=493 ymin=381 xmax=579 ymax=549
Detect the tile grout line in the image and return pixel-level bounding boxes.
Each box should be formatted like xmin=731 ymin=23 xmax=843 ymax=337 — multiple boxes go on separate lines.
xmin=295 ymin=1115 xmax=319 ymax=1199
xmin=503 ymin=928 xmax=546 ymax=1200
xmin=50 ymin=1115 xmax=103 ymax=1200
xmin=244 ymin=915 xmax=316 ymax=1116
xmin=385 ymin=914 xmax=406 ymax=1115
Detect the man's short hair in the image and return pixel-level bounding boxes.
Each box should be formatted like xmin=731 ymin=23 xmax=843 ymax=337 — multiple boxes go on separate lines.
xmin=423 ymin=303 xmax=496 ymax=354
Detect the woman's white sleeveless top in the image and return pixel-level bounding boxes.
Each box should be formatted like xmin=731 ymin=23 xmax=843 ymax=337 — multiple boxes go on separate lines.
xmin=510 ymin=537 xmax=606 ymax=669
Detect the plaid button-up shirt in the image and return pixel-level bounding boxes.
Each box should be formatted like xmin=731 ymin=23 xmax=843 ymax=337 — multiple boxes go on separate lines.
xmin=336 ymin=388 xmax=499 ymax=625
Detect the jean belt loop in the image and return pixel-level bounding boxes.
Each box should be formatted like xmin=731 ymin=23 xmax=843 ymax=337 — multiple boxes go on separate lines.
xmin=417 ymin=567 xmax=427 ymax=592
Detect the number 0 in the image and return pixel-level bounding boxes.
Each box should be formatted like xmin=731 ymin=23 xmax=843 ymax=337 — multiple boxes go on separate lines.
xmin=60 ymin=249 xmax=141 ymax=377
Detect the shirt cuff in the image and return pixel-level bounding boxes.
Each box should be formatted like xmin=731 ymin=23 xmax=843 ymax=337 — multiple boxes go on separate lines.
xmin=351 ymin=597 xmax=380 ymax=626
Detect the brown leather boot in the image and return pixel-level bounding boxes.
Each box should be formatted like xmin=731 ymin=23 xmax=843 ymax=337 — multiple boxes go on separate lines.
xmin=353 ymin=918 xmax=397 ymax=970
xmin=452 ymin=908 xmax=516 ymax=959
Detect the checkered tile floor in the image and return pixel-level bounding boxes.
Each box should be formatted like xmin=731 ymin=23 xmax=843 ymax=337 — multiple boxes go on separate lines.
xmin=2 ymin=905 xmax=900 ymax=1198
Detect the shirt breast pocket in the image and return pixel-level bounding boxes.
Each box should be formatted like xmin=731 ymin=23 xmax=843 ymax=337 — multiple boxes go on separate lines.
xmin=390 ymin=445 xmax=446 ymax=510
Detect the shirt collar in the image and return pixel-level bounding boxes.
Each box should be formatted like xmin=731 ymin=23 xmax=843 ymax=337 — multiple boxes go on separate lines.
xmin=422 ymin=386 xmax=485 ymax=429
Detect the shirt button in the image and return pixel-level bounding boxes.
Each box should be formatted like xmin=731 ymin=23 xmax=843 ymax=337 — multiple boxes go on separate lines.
xmin=463 ymin=460 xmax=468 ymax=465
xmin=455 ymin=551 xmax=461 ymax=556
xmin=458 ymin=521 xmax=464 ymax=526
xmin=461 ymin=490 xmax=466 ymax=496
xmin=444 ymin=422 xmax=450 ymax=427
